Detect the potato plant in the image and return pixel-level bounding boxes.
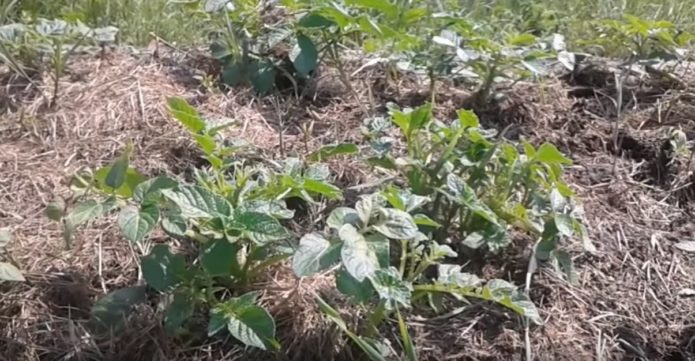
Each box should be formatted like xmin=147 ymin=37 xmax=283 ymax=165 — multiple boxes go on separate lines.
xmin=47 ymin=97 xmax=344 ymax=349
xmin=293 ymin=191 xmax=540 ymax=359
xmin=363 ymin=104 xmax=593 ymax=273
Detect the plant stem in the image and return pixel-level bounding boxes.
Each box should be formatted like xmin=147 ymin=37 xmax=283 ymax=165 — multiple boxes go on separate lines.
xmin=365 ymin=300 xmax=387 ymax=337
xmin=399 ymin=239 xmax=408 ymax=278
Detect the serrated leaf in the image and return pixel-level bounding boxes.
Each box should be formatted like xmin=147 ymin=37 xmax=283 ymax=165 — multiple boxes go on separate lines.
xmin=141 ymin=245 xmax=186 ymax=292
xmin=89 ymin=286 xmax=146 ymax=334
xmin=118 ymin=205 xmax=159 ymax=244
xmin=165 ymin=291 xmax=195 ymax=333
xmin=339 ymin=224 xmax=378 ymax=281
xmin=210 ymin=292 xmax=277 ymax=350
xmin=201 ymin=239 xmax=240 ymax=276
xmin=0 ymin=262 xmax=24 ymax=281
xmin=336 ymin=268 xmax=374 ymax=303
xmin=167 ymin=97 xmax=206 ymax=133
xmin=369 ymin=267 xmax=412 ymax=310
xmin=308 ymin=143 xmax=359 ymax=162
xmin=373 ymin=209 xmax=418 ymax=240
xmin=162 ymin=186 xmax=232 ymax=218
xmin=293 ymin=34 xmax=318 ymax=77
xmin=232 ymin=211 xmax=289 ymax=244
xmin=292 ymin=233 xmax=332 ymax=277
xmin=327 ymin=207 xmax=361 ymax=230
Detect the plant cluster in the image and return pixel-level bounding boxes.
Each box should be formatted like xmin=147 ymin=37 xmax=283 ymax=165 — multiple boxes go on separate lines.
xmin=49 ymin=96 xmax=590 ymax=359
xmin=48 ymin=97 xmax=342 ymax=348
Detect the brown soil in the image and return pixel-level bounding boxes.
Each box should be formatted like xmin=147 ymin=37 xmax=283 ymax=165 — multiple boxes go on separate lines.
xmin=1 ymin=48 xmax=694 ymax=361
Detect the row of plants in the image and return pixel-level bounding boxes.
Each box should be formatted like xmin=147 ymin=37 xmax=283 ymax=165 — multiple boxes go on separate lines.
xmin=43 ymin=97 xmax=592 ymax=359
xmin=180 ymin=0 xmax=692 ymax=105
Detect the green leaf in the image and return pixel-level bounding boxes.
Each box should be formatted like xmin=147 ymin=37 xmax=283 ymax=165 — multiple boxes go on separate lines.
xmin=162 ymin=214 xmax=187 ymax=238
xmin=222 ymin=62 xmax=247 ymax=86
xmin=308 ymin=143 xmax=359 ymax=162
xmin=373 ymin=209 xmax=418 ymax=240
xmin=508 ymin=33 xmax=536 ymax=46
xmin=534 ymin=143 xmax=572 ymax=165
xmin=552 ymin=250 xmax=578 ymax=285
xmin=167 ymin=97 xmax=205 ymax=133
xmin=93 ymin=166 xmax=147 ymax=198
xmin=141 ymin=245 xmax=186 ymax=292
xmin=201 ymin=239 xmax=240 ymax=277
xmin=326 ymin=207 xmax=361 ymax=230
xmin=193 ymin=134 xmax=217 ymax=156
xmin=105 ymin=146 xmax=131 ymax=189
xmin=232 ymin=211 xmax=289 ymax=244
xmin=298 ymin=13 xmax=335 ymax=28
xmin=45 ymin=198 xmax=65 ymax=221
xmin=292 ymin=233 xmax=332 ymax=277
xmin=165 ymin=291 xmax=195 ymax=333
xmin=339 ymin=224 xmax=379 ymax=281
xmin=303 ymin=178 xmax=342 ymax=200
xmin=162 ymin=186 xmax=232 ymax=218
xmin=89 ymin=286 xmax=147 ymax=334
xmin=391 ymin=110 xmax=410 ymax=136
xmin=133 ymin=176 xmax=178 ymax=205
xmin=250 ymin=60 xmax=276 ymax=94
xmin=355 ymin=194 xmax=377 ymax=226
xmin=413 ymin=213 xmax=441 ymax=228
xmin=65 ymin=200 xmax=106 ymax=226
xmin=241 ymin=200 xmax=294 ymax=220
xmin=396 ymin=309 xmax=417 ymax=361
xmin=0 ymin=262 xmax=24 ymax=281
xmin=209 ymin=292 xmax=277 ymax=350
xmin=117 ymin=205 xmax=159 ymax=244
xmin=348 ymin=0 xmax=397 ymax=18
xmin=368 ymin=267 xmax=412 ymax=310
xmin=409 ymin=104 xmax=431 ymax=132
xmin=336 ymin=268 xmax=374 ymax=303
xmin=293 ymin=34 xmax=318 ymax=77
xmin=457 ymin=109 xmax=480 ymax=128
xmin=366 ymin=233 xmax=390 ymax=268
xmin=554 ymin=214 xmax=574 ymax=237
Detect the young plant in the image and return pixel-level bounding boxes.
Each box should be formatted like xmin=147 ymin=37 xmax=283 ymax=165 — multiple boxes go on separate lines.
xmin=363 ymin=103 xmax=592 ymax=276
xmin=48 ymin=98 xmax=344 ymax=350
xmin=292 ymin=192 xmax=540 ymax=359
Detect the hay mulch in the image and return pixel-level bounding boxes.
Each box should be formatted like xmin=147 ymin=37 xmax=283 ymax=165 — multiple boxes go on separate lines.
xmin=1 ymin=48 xmax=695 ymax=361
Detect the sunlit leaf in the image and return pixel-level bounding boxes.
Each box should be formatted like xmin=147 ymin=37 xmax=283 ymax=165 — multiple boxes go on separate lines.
xmin=292 ymin=233 xmax=332 ymax=277
xmin=339 ymin=224 xmax=379 ymax=281
xmin=118 ymin=205 xmax=159 ymax=244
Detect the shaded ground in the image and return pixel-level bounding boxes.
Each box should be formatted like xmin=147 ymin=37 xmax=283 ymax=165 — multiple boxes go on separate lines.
xmin=1 ymin=47 xmax=694 ymax=361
